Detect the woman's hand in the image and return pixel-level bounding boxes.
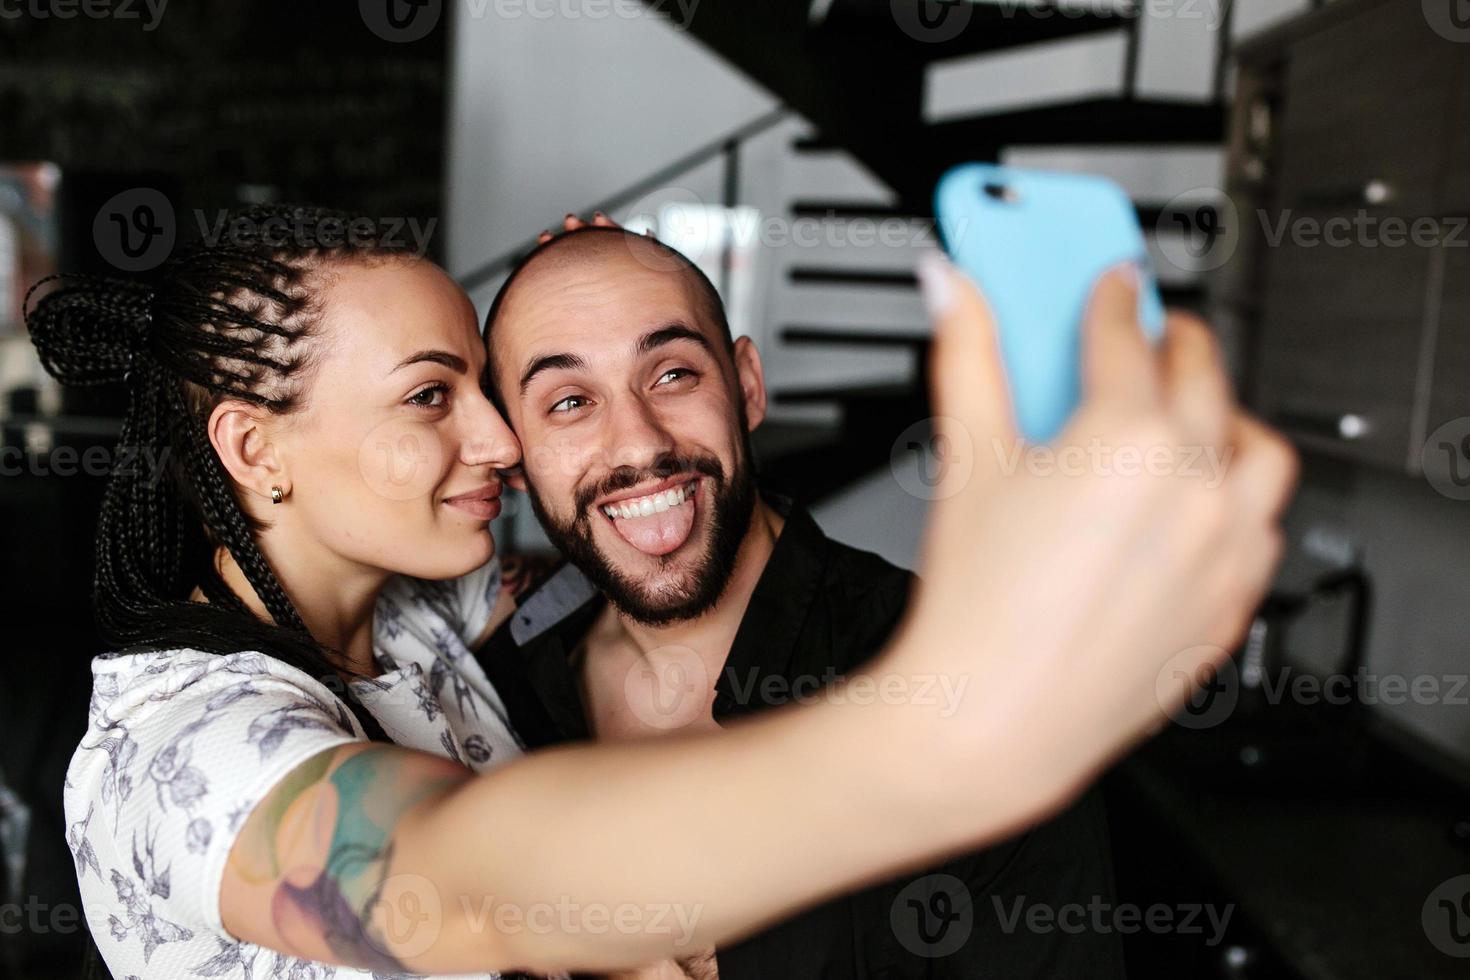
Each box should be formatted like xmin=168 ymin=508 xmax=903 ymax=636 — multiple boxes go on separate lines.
xmin=538 ymin=210 xmax=622 ymax=245
xmin=884 ymin=256 xmax=1297 ymax=826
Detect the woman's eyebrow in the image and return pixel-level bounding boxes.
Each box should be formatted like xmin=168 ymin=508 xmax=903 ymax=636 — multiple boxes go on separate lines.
xmin=390 ymin=350 xmax=469 ymax=375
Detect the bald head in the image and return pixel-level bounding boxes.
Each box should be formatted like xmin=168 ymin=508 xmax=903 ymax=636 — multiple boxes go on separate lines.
xmin=485 ymin=227 xmax=730 ymax=350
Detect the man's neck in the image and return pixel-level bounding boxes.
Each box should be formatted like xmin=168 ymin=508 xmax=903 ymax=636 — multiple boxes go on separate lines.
xmin=610 ymin=497 xmax=785 ymax=672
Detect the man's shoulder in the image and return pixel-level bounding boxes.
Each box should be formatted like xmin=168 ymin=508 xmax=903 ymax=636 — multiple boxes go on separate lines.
xmin=819 ymin=531 xmax=917 ymax=612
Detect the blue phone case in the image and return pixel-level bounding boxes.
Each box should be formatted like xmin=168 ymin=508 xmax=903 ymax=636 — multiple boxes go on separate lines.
xmin=934 ymin=164 xmax=1164 ymax=443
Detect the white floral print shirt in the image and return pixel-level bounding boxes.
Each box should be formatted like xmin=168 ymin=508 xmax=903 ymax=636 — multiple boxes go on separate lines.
xmin=64 ymin=559 xmax=524 ymax=980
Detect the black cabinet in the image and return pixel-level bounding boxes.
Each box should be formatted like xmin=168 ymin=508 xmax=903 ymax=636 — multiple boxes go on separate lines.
xmin=1422 ymin=244 xmax=1470 ymax=489
xmin=1231 ymin=0 xmax=1470 ymax=474
xmin=1275 ymin=0 xmax=1457 ymax=215
xmin=1253 ymin=221 xmax=1438 ymax=471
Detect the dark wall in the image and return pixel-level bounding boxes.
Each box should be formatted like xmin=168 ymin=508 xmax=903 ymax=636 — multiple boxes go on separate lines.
xmin=0 ymin=0 xmax=450 ymax=260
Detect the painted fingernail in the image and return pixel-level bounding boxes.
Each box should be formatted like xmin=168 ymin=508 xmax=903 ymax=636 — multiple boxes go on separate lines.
xmin=916 ymin=251 xmax=958 ymax=318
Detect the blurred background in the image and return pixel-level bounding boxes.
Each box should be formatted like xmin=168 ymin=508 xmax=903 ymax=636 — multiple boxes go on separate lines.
xmin=2 ymin=1 xmax=1469 ymax=977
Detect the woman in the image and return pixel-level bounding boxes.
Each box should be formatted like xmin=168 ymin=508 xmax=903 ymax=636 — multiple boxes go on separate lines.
xmin=28 ymin=205 xmax=1294 ymax=979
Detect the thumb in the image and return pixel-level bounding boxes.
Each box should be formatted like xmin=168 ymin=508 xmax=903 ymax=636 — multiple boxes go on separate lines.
xmin=916 ymin=252 xmax=1018 ymax=482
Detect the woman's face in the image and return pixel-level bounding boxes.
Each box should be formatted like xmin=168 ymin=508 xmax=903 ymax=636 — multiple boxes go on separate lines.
xmin=267 ymin=258 xmax=519 ymax=582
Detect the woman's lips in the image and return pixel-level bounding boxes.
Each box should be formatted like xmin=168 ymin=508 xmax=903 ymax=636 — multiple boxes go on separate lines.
xmin=444 ymin=484 xmax=503 ymax=521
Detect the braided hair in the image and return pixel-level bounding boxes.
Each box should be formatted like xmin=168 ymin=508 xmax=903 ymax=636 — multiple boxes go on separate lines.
xmin=24 ymin=204 xmax=411 ymax=693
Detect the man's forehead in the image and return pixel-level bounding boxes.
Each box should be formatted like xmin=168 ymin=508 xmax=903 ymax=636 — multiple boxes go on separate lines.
xmin=497 ymin=254 xmax=712 ymax=357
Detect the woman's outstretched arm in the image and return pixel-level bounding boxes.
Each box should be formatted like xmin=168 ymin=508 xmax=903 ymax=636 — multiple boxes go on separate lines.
xmin=221 ymin=262 xmax=1297 ymax=975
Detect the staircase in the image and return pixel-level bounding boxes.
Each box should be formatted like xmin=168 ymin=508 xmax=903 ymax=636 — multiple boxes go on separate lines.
xmin=637 ymin=0 xmax=1233 ymax=503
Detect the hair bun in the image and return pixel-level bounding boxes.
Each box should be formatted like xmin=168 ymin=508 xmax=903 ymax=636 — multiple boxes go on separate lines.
xmin=23 ymin=275 xmax=154 ymax=386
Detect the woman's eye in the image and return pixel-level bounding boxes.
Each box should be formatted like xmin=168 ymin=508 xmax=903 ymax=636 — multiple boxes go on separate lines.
xmin=407 ymin=384 xmax=449 ymax=409
xmin=550 ymin=395 xmax=589 ymax=415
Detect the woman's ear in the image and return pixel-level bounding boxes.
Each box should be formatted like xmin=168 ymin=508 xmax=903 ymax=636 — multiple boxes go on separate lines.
xmin=732 ymin=336 xmax=768 ymax=432
xmin=208 ymin=399 xmax=287 ymax=504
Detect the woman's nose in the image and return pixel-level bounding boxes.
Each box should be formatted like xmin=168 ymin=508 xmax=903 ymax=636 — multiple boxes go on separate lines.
xmin=460 ymin=391 xmax=522 ymax=470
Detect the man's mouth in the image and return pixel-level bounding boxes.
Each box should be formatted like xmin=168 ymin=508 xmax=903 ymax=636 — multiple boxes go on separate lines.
xmin=597 ymin=477 xmax=700 ymax=557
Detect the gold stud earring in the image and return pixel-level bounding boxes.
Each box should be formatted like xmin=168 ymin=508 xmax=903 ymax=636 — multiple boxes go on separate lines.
xmin=270 ymin=486 xmax=284 ymax=505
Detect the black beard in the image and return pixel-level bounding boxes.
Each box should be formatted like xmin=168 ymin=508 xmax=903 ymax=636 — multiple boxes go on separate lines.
xmin=525 ymin=444 xmax=757 ymax=627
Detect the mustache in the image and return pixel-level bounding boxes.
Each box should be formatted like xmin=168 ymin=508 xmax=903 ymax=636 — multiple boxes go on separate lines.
xmin=573 ymin=452 xmax=725 ymax=517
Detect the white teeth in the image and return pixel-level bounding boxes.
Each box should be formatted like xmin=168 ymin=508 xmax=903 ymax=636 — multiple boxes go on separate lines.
xmin=603 ymin=483 xmax=695 ymax=520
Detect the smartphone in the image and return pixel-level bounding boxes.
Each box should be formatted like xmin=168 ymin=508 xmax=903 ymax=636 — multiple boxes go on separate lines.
xmin=934 ymin=163 xmax=1165 ymax=443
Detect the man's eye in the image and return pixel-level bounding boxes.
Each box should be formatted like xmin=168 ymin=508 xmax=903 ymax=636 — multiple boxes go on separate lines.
xmin=550 ymin=395 xmax=589 ymax=415
xmin=656 ymin=368 xmax=695 ymax=386
xmin=407 ymin=383 xmax=449 ymax=409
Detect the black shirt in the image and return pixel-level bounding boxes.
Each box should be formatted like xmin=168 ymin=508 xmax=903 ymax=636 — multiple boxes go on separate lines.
xmin=478 ymin=496 xmax=1126 ymax=979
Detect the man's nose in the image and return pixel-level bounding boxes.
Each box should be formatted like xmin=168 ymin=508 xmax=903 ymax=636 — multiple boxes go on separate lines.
xmin=605 ymin=395 xmax=675 ymax=472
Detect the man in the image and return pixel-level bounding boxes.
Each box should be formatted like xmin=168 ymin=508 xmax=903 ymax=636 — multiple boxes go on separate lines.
xmin=477 ymin=225 xmax=1126 ymax=979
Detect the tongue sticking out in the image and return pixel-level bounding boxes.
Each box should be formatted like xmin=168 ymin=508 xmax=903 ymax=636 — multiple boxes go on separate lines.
xmin=608 ymin=492 xmax=697 ymax=557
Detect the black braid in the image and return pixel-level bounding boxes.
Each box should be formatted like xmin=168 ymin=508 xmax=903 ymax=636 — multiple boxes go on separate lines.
xmin=24 ymin=205 xmax=411 ymax=711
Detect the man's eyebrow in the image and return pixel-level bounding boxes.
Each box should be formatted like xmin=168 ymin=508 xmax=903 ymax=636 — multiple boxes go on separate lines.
xmin=390 ymin=350 xmax=469 ymax=375
xmin=637 ymin=324 xmax=713 ymax=357
xmin=519 ymin=352 xmax=590 ymax=394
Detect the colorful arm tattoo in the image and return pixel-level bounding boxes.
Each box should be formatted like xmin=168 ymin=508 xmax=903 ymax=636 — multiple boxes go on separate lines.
xmin=226 ymin=745 xmax=470 ymax=971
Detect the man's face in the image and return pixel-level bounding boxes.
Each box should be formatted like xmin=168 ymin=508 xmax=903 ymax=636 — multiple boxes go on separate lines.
xmin=491 ymin=243 xmax=766 ymax=625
